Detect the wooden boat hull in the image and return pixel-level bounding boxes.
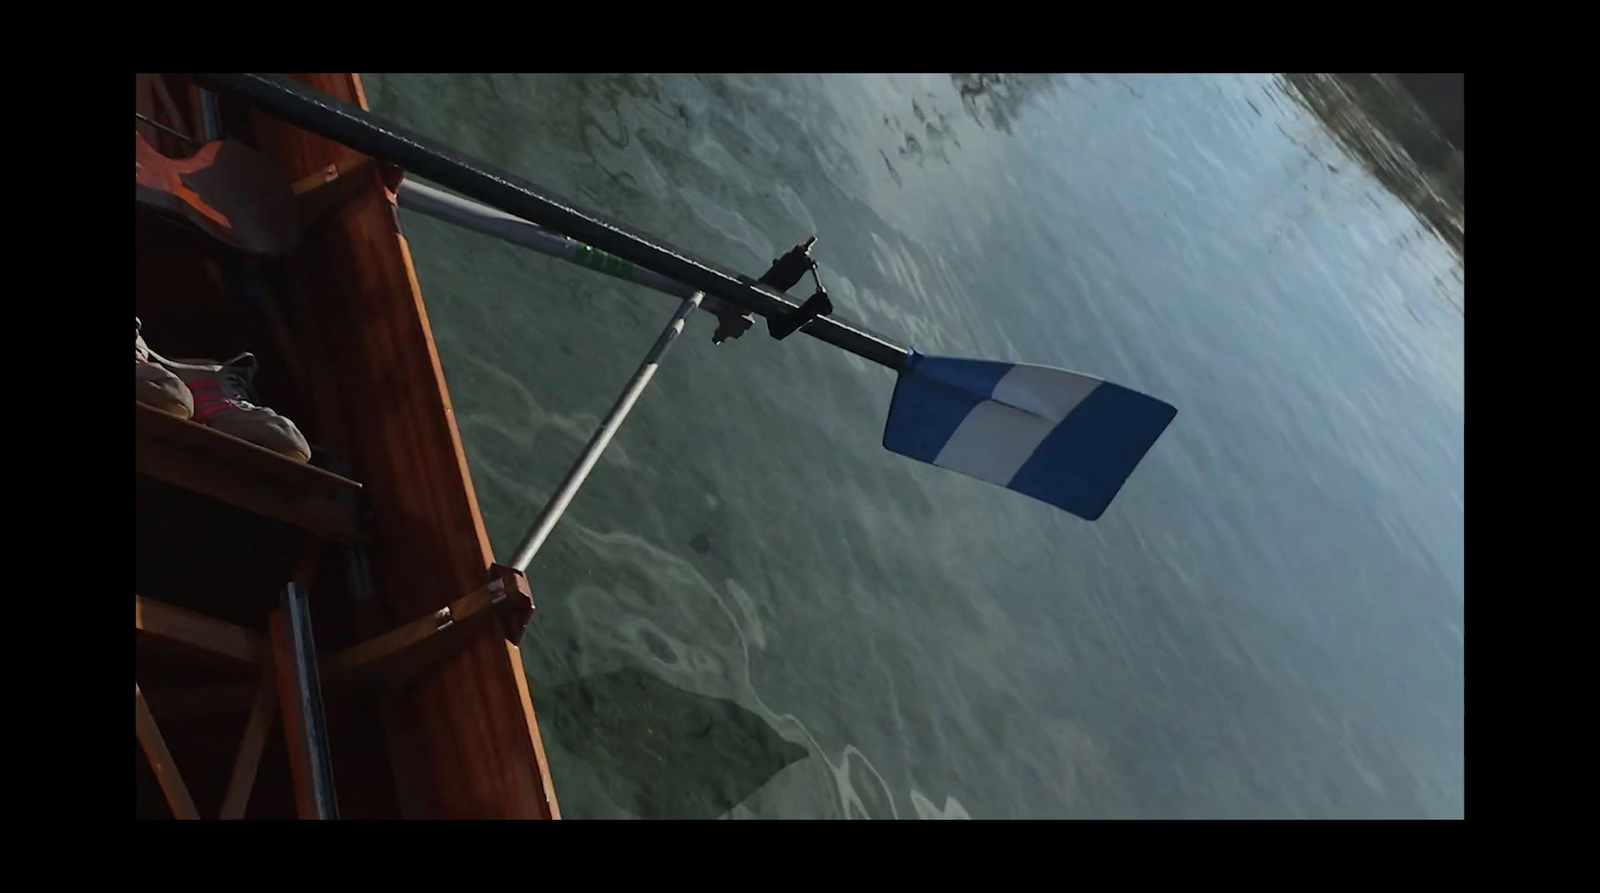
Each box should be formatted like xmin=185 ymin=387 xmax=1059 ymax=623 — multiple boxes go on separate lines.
xmin=135 ymin=73 xmax=558 ymax=819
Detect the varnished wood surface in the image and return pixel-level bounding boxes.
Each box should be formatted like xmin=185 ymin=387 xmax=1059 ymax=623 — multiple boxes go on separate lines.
xmin=243 ymin=74 xmax=557 ymax=819
xmin=135 ymin=401 xmax=365 ymax=544
xmin=136 ymin=73 xmax=558 ymax=819
xmin=136 ymin=684 xmax=200 ymax=819
xmin=219 ymin=675 xmax=279 ymax=819
xmin=136 ymin=594 xmax=267 ymax=667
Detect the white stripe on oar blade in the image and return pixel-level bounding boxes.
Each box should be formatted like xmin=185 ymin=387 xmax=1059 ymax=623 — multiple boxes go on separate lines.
xmin=933 ymin=365 xmax=1101 ymax=485
xmin=881 ymin=353 xmax=1177 ymax=520
xmin=990 ymin=362 xmax=1103 ymax=420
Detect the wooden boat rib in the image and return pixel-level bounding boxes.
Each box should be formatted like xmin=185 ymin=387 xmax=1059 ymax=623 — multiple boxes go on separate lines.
xmin=135 ymin=73 xmax=559 ymax=819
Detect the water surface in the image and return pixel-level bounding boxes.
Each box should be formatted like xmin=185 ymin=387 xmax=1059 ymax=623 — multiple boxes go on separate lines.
xmin=364 ymin=73 xmax=1464 ymax=819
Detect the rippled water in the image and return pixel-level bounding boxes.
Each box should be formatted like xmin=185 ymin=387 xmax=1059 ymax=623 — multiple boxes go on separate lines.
xmin=363 ymin=73 xmax=1464 ymax=819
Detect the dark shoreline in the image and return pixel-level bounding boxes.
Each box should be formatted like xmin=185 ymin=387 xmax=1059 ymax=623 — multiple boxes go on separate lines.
xmin=1281 ymin=73 xmax=1464 ymax=262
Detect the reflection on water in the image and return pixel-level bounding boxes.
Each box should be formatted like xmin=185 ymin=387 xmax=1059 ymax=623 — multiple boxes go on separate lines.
xmin=368 ymin=72 xmax=1464 ymax=819
xmin=537 ymin=667 xmax=809 ymax=819
xmin=952 ymin=73 xmax=1061 ymax=134
xmin=1281 ymin=73 xmax=1463 ymax=261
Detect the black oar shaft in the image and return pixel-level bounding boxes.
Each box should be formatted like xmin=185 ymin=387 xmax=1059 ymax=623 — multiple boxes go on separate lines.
xmin=195 ymin=73 xmax=911 ymax=371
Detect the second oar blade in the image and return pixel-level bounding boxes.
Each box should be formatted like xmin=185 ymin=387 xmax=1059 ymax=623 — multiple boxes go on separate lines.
xmin=882 ymin=353 xmax=1176 ymax=521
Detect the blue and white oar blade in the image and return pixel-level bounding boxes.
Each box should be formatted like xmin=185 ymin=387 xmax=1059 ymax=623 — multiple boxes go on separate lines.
xmin=882 ymin=353 xmax=1176 ymax=520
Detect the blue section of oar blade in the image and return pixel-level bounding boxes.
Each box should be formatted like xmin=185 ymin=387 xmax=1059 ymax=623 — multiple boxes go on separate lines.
xmin=881 ymin=357 xmax=1014 ymax=463
xmin=1006 ymin=382 xmax=1177 ymax=521
xmin=915 ymin=355 xmax=1016 ymax=398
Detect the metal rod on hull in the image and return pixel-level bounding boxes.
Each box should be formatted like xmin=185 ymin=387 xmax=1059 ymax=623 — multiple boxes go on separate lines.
xmin=194 ymin=73 xmax=911 ymax=371
xmin=507 ymin=292 xmax=705 ymax=573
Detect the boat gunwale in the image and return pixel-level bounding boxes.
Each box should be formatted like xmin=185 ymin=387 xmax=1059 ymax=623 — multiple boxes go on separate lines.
xmin=136 ymin=72 xmax=559 ymax=819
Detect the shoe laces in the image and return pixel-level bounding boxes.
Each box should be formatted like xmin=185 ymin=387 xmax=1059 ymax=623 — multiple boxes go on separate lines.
xmin=217 ymin=353 xmax=262 ymax=407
